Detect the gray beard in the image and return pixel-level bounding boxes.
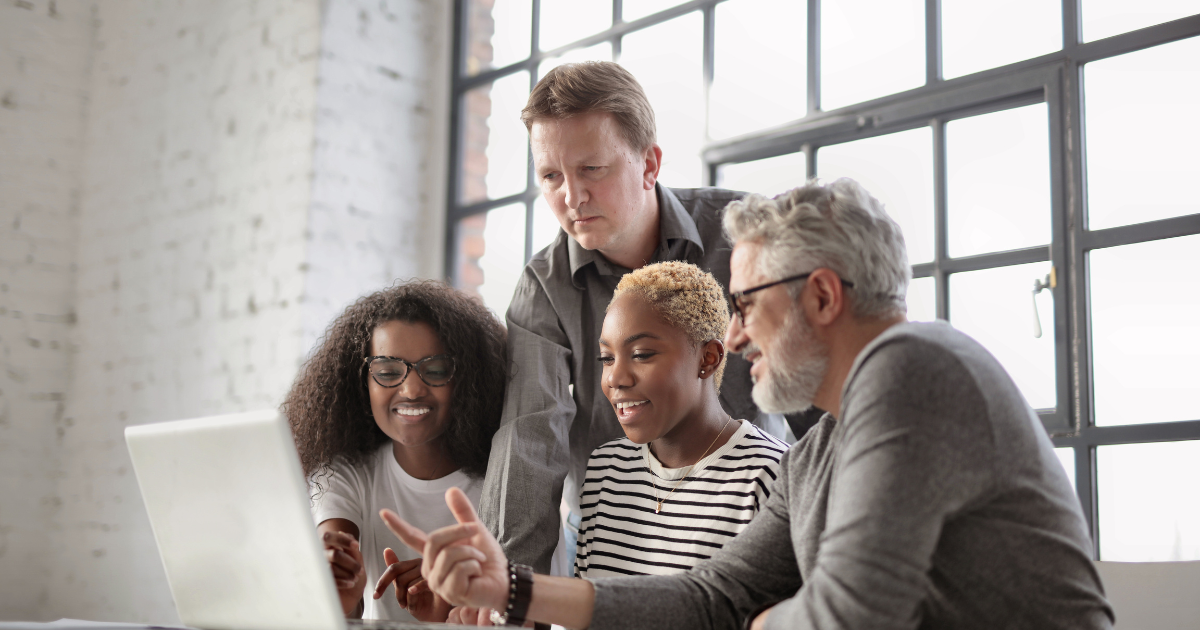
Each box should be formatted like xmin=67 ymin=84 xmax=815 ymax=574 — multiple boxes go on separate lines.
xmin=749 ymin=308 xmax=829 ymax=414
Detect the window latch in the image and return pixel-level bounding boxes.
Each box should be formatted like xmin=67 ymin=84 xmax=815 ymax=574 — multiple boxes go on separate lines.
xmin=1031 ymin=267 xmax=1057 ymax=338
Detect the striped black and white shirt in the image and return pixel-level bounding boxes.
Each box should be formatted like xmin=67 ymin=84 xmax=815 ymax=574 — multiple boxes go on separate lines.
xmin=575 ymin=420 xmax=787 ymax=578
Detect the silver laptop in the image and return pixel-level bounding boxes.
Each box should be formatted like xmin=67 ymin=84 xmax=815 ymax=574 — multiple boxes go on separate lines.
xmin=126 ymin=410 xmax=448 ymax=630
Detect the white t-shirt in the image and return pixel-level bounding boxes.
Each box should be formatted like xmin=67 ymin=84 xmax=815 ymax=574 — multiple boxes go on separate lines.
xmin=310 ymin=443 xmax=483 ymax=621
xmin=575 ymin=420 xmax=786 ymax=578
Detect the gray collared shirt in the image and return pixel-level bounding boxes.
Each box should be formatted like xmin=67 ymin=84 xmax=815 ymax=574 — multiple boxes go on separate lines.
xmin=479 ymin=184 xmax=764 ymax=572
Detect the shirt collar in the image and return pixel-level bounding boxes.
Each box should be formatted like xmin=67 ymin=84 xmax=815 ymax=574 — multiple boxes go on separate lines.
xmin=567 ymin=184 xmax=706 ymax=284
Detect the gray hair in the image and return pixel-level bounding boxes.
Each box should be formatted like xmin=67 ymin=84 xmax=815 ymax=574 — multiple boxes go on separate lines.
xmin=722 ymin=178 xmax=911 ymax=320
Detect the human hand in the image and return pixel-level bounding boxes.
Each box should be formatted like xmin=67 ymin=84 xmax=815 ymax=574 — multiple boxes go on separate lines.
xmin=374 ymin=547 xmax=453 ymax=622
xmin=379 ymin=486 xmax=509 ymax=611
xmin=446 ymin=605 xmax=495 ymax=625
xmin=322 ymin=530 xmax=367 ymax=616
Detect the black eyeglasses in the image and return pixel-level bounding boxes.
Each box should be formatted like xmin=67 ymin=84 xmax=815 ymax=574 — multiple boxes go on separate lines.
xmin=727 ymin=272 xmax=855 ymax=325
xmin=363 ymin=354 xmax=456 ymax=388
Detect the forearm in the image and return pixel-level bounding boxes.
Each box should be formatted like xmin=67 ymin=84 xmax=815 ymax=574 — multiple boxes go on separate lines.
xmin=527 ymin=575 xmax=595 ymax=630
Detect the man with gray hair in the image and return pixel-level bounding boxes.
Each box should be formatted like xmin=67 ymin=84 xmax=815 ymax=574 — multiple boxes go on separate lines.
xmin=377 ymin=178 xmax=1114 ymax=630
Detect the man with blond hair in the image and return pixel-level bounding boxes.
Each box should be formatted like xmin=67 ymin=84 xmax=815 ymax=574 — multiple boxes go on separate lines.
xmin=479 ymin=61 xmax=805 ymax=575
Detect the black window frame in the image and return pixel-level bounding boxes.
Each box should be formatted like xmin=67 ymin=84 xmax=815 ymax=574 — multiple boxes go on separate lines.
xmin=446 ymin=0 xmax=1200 ymax=557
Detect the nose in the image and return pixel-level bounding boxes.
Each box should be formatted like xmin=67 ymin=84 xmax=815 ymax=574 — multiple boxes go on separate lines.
xmin=398 ymin=367 xmax=430 ymax=399
xmin=563 ymin=174 xmax=588 ymax=210
xmin=605 ymin=356 xmax=634 ymax=392
xmin=724 ymin=312 xmax=749 ymax=355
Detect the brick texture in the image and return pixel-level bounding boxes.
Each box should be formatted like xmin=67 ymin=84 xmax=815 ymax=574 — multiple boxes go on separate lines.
xmin=0 ymin=0 xmax=450 ymax=622
xmin=0 ymin=0 xmax=93 ymax=619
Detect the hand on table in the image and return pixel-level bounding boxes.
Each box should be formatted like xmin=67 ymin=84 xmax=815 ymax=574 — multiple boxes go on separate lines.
xmin=379 ymin=486 xmax=510 ymax=612
xmin=374 ymin=547 xmax=453 ymax=622
xmin=322 ymin=530 xmax=367 ymax=616
xmin=446 ymin=605 xmax=497 ymax=626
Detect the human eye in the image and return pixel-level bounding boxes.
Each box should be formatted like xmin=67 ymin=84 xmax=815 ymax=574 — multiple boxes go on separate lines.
xmin=632 ymin=351 xmax=657 ymax=361
xmin=597 ymin=354 xmax=614 ymax=365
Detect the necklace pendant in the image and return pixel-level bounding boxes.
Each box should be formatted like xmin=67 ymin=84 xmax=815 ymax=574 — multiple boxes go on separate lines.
xmin=655 ymin=501 xmax=662 ymax=514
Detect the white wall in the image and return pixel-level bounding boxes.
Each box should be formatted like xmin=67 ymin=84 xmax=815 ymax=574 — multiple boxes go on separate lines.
xmin=46 ymin=0 xmax=323 ymax=622
xmin=0 ymin=0 xmax=94 ymax=618
xmin=303 ymin=0 xmax=450 ymax=352
xmin=0 ymin=0 xmax=450 ymax=622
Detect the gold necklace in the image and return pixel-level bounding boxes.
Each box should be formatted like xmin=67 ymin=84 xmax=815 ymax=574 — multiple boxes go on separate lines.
xmin=647 ymin=416 xmax=733 ymax=514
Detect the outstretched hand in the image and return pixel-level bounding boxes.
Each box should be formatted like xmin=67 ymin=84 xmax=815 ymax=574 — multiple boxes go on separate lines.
xmin=379 ymin=487 xmax=510 ymax=612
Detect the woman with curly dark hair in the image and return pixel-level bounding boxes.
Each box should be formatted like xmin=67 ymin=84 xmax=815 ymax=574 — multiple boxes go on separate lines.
xmin=281 ymin=280 xmax=506 ymax=623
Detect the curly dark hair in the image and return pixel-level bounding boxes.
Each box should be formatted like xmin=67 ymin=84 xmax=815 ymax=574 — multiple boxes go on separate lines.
xmin=283 ymin=280 xmax=507 ymax=479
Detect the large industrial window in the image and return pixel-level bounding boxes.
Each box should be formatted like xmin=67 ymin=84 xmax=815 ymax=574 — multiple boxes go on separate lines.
xmin=445 ymin=0 xmax=1200 ymax=560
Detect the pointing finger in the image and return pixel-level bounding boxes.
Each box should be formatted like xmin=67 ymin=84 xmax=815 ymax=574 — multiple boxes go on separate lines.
xmin=445 ymin=487 xmax=481 ymax=526
xmin=380 ymin=509 xmax=429 ymax=554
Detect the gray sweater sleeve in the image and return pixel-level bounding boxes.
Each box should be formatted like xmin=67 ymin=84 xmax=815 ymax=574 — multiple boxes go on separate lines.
xmin=589 ymin=448 xmax=804 ymax=630
xmin=764 ymin=335 xmax=995 ymax=630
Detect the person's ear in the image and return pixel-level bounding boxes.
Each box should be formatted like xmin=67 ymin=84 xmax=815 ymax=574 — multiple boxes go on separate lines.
xmin=698 ymin=339 xmax=725 ymax=379
xmin=641 ymin=143 xmax=662 ymax=190
xmin=803 ymin=268 xmax=847 ymax=327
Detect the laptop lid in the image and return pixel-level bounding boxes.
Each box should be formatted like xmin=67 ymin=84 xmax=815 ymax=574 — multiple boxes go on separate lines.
xmin=125 ymin=410 xmax=346 ymax=630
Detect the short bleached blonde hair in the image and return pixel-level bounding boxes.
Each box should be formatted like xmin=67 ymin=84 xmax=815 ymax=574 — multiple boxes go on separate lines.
xmin=610 ymin=261 xmax=730 ymax=389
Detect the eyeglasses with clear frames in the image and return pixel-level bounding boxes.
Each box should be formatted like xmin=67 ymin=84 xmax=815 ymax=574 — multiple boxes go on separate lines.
xmin=363 ymin=354 xmax=456 ymax=388
xmin=727 ymin=272 xmax=855 ymax=325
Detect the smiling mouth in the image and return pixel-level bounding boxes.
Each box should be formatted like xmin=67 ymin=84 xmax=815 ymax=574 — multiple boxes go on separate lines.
xmin=615 ymin=400 xmax=649 ymax=420
xmin=392 ymin=407 xmax=431 ymax=417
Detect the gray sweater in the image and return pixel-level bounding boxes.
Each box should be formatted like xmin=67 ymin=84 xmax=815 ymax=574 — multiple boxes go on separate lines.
xmin=589 ymin=322 xmax=1113 ymax=629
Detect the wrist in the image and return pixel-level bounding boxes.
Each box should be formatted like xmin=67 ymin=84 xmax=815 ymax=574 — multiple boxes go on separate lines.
xmin=489 ymin=561 xmax=534 ymax=626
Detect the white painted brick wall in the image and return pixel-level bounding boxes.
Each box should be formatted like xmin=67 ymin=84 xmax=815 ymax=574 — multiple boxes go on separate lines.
xmin=0 ymin=0 xmax=449 ymax=621
xmin=0 ymin=0 xmax=453 ymax=622
xmin=0 ymin=0 xmax=94 ymax=619
xmin=46 ymin=0 xmax=323 ymax=622
xmin=302 ymin=0 xmax=450 ymax=353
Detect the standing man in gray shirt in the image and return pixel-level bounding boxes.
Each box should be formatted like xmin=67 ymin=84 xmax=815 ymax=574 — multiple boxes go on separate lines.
xmin=382 ymin=178 xmax=1112 ymax=629
xmin=479 ymin=61 xmax=796 ymax=574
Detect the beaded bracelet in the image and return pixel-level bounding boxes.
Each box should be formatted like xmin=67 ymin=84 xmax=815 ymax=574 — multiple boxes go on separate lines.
xmin=488 ymin=561 xmax=534 ymax=626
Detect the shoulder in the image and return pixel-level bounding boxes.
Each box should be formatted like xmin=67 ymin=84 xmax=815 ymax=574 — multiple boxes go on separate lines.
xmin=667 ymin=186 xmax=747 ymax=209
xmin=846 ymin=321 xmax=998 ymax=403
xmin=736 ymin=423 xmax=788 ymax=461
xmin=587 ymin=436 xmax=641 ymax=463
xmin=311 ymin=444 xmax=391 ymax=501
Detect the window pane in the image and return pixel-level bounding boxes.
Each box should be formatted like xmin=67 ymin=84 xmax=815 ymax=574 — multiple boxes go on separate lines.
xmin=1091 ymin=235 xmax=1200 ymax=426
xmin=950 ymin=261 xmax=1056 ymax=410
xmin=456 ymin=204 xmax=527 ymax=319
xmin=1084 ymin=36 xmax=1200 ymax=230
xmin=461 ymin=71 xmax=531 ymax=205
xmin=907 ymin=276 xmax=937 ymax=322
xmin=1098 ymin=440 xmax=1200 ymax=562
xmin=465 ymin=0 xmax=533 ymax=76
xmin=531 ymin=196 xmax=562 ymax=256
xmin=710 ymin=0 xmax=806 ymax=140
xmin=540 ymin=0 xmax=612 ymax=51
xmin=942 ymin=0 xmax=1061 ymax=79
xmin=620 ymin=12 xmax=705 ymax=187
xmin=538 ymin=42 xmax=612 ymax=80
xmin=1054 ymin=447 xmax=1076 ymax=491
xmin=947 ymin=104 xmax=1051 ymax=257
xmin=623 ymin=0 xmax=687 ymax=22
xmin=1082 ymin=0 xmax=1199 ymax=42
xmin=818 ymin=127 xmax=935 ymax=265
xmin=821 ymin=0 xmax=924 ymax=111
xmin=716 ymin=153 xmax=806 ymax=197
